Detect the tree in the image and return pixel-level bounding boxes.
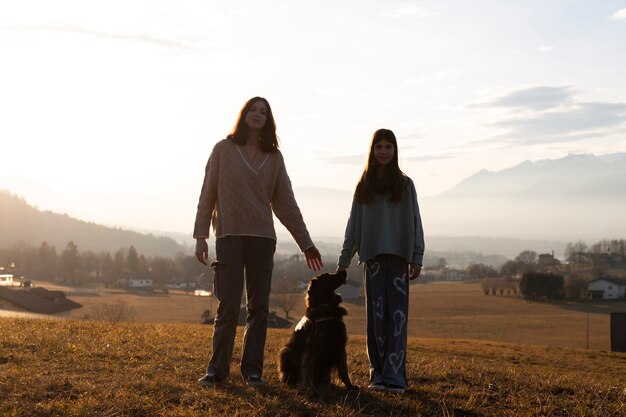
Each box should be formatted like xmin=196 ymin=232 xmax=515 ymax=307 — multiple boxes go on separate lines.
xmin=565 ymin=240 xmax=587 ymax=263
xmin=499 ymin=260 xmax=518 ymax=279
xmin=113 ymin=249 xmax=125 ymax=276
xmin=60 ymin=241 xmax=81 ymax=282
xmin=126 ymin=246 xmax=139 ymax=272
xmin=100 ymin=252 xmax=115 ymax=285
xmin=466 ymin=263 xmax=497 ymax=280
xmin=437 ymin=258 xmax=447 ymax=269
xmin=36 ymin=241 xmax=57 ymax=279
xmin=481 ymin=278 xmax=505 ymax=295
xmin=150 ymin=256 xmax=174 ymax=290
xmin=271 ymin=276 xmax=300 ymax=319
xmin=564 ymin=275 xmax=590 ymax=300
xmin=519 ymin=272 xmax=564 ymax=301
xmin=515 ymin=250 xmax=537 ymax=274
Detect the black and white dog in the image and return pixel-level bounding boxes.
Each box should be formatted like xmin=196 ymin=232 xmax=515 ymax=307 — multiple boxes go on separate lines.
xmin=278 ymin=270 xmax=356 ymax=389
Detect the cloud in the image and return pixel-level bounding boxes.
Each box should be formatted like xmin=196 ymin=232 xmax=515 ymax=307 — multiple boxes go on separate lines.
xmin=404 ymin=70 xmax=461 ymax=86
xmin=404 ymin=154 xmax=454 ymax=162
xmin=320 ymin=152 xmax=452 ymax=165
xmin=398 ymin=133 xmax=424 ymax=140
xmin=609 ymin=8 xmax=626 ymax=20
xmin=481 ymin=102 xmax=626 ymax=146
xmin=320 ymin=154 xmax=367 ymax=165
xmin=538 ymin=45 xmax=556 ymax=52
xmin=382 ymin=3 xmax=436 ymax=18
xmin=9 ymin=24 xmax=209 ymax=52
xmin=471 ymin=86 xmax=626 ymax=146
xmin=472 ymin=86 xmax=574 ymax=110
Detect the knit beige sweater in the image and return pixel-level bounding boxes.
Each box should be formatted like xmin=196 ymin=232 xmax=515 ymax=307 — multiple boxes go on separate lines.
xmin=193 ymin=139 xmax=314 ymax=252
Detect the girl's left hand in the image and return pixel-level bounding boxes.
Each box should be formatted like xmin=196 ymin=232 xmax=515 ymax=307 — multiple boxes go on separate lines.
xmin=409 ymin=264 xmax=422 ymax=280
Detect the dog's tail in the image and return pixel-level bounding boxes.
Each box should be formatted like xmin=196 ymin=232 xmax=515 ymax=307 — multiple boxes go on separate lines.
xmin=278 ymin=346 xmax=299 ymax=385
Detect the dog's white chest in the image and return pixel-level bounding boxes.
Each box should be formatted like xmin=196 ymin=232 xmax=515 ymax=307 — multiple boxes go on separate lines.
xmin=295 ymin=316 xmax=309 ymax=331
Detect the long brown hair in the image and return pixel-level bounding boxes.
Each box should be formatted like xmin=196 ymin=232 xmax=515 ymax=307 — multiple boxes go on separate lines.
xmin=227 ymin=97 xmax=279 ymax=152
xmin=354 ymin=129 xmax=405 ymax=204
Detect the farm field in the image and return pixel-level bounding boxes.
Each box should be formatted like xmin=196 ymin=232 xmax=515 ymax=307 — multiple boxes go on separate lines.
xmin=1 ymin=319 xmax=625 ymax=416
xmin=54 ymin=281 xmax=626 ymax=352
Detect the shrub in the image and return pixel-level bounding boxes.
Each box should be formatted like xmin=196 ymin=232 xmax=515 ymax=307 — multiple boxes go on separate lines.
xmin=519 ymin=272 xmax=564 ymax=301
xmin=92 ymin=300 xmax=135 ymax=322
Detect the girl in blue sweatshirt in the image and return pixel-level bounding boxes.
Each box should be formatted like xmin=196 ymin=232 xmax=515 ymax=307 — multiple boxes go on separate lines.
xmin=337 ymin=128 xmax=424 ymax=394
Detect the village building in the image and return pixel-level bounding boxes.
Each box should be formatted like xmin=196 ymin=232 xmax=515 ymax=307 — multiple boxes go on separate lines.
xmin=587 ymin=277 xmax=626 ymax=300
xmin=0 ymin=274 xmax=14 ymax=286
xmin=444 ymin=268 xmax=466 ymax=281
xmin=0 ymin=286 xmax=82 ymax=318
xmin=537 ymin=252 xmax=561 ymax=272
xmin=116 ymin=271 xmax=154 ymax=291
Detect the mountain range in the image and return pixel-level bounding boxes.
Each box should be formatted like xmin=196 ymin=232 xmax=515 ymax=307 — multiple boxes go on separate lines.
xmin=291 ymin=152 xmax=626 ymax=243
xmin=423 ymin=152 xmax=626 ymax=240
xmin=438 ymin=153 xmax=626 ymax=200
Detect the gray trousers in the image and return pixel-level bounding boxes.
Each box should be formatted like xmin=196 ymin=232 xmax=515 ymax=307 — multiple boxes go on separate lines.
xmin=207 ymin=236 xmax=275 ymax=379
xmin=364 ymin=254 xmax=409 ymax=387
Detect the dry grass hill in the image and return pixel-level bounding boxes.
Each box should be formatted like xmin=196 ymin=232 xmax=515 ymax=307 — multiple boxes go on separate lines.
xmin=1 ymin=319 xmax=625 ymax=416
xmin=2 ymin=282 xmax=626 ymax=415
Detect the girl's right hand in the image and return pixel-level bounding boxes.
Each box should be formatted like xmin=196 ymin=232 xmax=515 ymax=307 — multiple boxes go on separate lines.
xmin=195 ymin=239 xmax=208 ymax=265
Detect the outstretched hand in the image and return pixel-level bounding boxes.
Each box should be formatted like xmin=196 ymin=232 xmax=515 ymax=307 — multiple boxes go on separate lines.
xmin=304 ymin=246 xmax=323 ymax=271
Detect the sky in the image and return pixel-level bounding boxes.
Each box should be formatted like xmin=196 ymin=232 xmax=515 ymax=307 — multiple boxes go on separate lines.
xmin=1 ymin=0 xmax=626 ymax=239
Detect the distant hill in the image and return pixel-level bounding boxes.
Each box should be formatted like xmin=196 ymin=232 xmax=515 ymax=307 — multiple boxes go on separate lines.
xmin=424 ymin=153 xmax=626 ymax=240
xmin=0 ymin=190 xmax=187 ymax=257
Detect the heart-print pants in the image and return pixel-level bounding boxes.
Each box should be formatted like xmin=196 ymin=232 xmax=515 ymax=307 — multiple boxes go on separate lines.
xmin=364 ymin=254 xmax=409 ymax=388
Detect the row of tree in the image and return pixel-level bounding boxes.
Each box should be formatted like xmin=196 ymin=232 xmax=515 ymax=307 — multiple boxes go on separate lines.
xmin=0 ymin=241 xmax=206 ymax=289
xmin=0 ymin=241 xmax=333 ymax=291
xmin=482 ymin=273 xmax=594 ymax=301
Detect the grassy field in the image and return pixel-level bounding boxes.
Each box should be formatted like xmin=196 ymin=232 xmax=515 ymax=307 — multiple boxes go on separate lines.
xmin=58 ymin=281 xmax=626 ymax=352
xmin=1 ymin=319 xmax=625 ymax=416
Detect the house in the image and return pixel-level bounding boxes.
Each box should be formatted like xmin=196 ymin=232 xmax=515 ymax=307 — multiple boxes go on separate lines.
xmin=167 ymin=282 xmax=197 ymax=290
xmin=587 ymin=277 xmax=626 ymax=300
xmin=444 ymin=269 xmax=466 ymax=281
xmin=537 ymin=252 xmax=561 ymax=272
xmin=0 ymin=286 xmax=82 ymax=318
xmin=337 ymin=278 xmax=362 ymax=301
xmin=117 ymin=272 xmax=154 ymax=291
xmin=0 ymin=274 xmax=14 ymax=286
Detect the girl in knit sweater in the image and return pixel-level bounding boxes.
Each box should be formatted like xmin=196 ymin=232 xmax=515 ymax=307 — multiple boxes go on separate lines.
xmin=337 ymin=128 xmax=424 ymax=394
xmin=194 ymin=97 xmax=323 ymax=387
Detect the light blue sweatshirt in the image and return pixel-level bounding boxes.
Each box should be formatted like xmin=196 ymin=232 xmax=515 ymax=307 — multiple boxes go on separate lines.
xmin=338 ymin=176 xmax=425 ymax=267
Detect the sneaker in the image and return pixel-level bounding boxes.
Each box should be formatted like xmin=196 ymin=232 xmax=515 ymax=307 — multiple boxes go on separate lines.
xmin=368 ymin=383 xmax=386 ymax=391
xmin=245 ymin=373 xmax=263 ymax=387
xmin=198 ymin=373 xmax=222 ymax=388
xmin=386 ymin=384 xmax=405 ymax=394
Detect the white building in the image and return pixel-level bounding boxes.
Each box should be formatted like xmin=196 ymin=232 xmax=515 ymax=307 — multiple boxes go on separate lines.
xmin=587 ymin=277 xmax=626 ymax=300
xmin=117 ymin=272 xmax=154 ymax=290
xmin=0 ymin=274 xmax=14 ymax=286
xmin=128 ymin=278 xmax=153 ymax=288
